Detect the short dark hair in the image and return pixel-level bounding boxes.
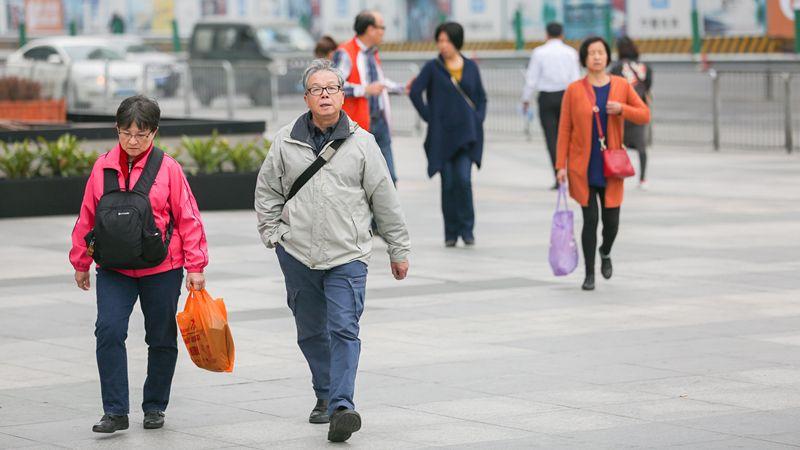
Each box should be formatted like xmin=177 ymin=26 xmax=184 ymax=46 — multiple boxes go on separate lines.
xmin=616 ymin=36 xmax=640 ymax=60
xmin=546 ymin=22 xmax=563 ymax=38
xmin=434 ymin=22 xmax=464 ymax=50
xmin=314 ymin=35 xmax=337 ymax=58
xmin=116 ymin=95 xmax=160 ymax=132
xmin=579 ymin=36 xmax=611 ymax=68
xmin=354 ymin=11 xmax=376 ymax=35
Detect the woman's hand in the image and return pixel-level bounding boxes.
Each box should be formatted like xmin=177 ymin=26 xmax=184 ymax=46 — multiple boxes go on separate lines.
xmin=186 ymin=272 xmax=206 ymax=291
xmin=75 ymin=270 xmax=90 ymax=290
xmin=557 ymin=169 xmax=567 ymax=185
xmin=606 ymin=101 xmax=623 ymax=115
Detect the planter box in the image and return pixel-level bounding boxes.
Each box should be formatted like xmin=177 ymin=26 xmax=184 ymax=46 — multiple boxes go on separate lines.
xmin=0 ymin=172 xmax=258 ymax=218
xmin=0 ymin=99 xmax=67 ymax=123
xmin=0 ymin=175 xmax=88 ymax=218
xmin=186 ymin=172 xmax=258 ymax=211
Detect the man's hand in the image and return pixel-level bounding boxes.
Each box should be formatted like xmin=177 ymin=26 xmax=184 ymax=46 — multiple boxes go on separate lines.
xmin=365 ymin=82 xmax=385 ymax=96
xmin=390 ymin=260 xmax=408 ymax=280
xmin=186 ymin=272 xmax=206 ymax=291
xmin=75 ymin=270 xmax=90 ymax=290
xmin=405 ymin=77 xmax=416 ymax=94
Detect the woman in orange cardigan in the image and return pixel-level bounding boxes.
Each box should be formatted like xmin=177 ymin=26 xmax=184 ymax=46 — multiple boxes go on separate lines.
xmin=555 ymin=36 xmax=650 ymax=290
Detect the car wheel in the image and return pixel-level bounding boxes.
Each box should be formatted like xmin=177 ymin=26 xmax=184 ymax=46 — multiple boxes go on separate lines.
xmin=251 ymin=84 xmax=271 ymax=106
xmin=197 ymin=90 xmax=214 ymax=106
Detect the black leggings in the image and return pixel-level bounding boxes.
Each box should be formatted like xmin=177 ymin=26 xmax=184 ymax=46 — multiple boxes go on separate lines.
xmin=581 ymin=187 xmax=620 ymax=274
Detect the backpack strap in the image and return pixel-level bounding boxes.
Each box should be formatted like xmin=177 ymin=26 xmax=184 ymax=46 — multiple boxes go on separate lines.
xmin=132 ymin=148 xmax=165 ymax=196
xmin=286 ymin=138 xmax=347 ymax=202
xmin=103 ymin=168 xmax=120 ymax=195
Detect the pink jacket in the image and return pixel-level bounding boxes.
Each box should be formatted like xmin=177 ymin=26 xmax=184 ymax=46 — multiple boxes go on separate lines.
xmin=70 ymin=144 xmax=208 ymax=277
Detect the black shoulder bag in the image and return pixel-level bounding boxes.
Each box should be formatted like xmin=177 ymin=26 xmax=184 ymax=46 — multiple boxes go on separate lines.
xmin=286 ymin=138 xmax=347 ymax=201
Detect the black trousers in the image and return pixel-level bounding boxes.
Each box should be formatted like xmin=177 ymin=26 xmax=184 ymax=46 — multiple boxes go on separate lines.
xmin=538 ymin=90 xmax=565 ymax=180
xmin=581 ymin=187 xmax=620 ymax=274
xmin=624 ymin=122 xmax=647 ymax=181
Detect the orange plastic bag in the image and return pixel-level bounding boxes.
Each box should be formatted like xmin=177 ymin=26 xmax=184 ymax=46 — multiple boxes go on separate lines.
xmin=176 ymin=288 xmax=235 ymax=372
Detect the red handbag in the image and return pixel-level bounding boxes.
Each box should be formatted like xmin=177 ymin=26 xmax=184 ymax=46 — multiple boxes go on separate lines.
xmin=582 ymin=78 xmax=635 ymax=179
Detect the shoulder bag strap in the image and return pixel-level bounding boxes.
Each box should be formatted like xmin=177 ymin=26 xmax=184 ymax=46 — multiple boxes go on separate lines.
xmin=436 ymin=58 xmax=476 ymax=111
xmin=581 ymin=78 xmax=607 ymax=151
xmin=132 ymin=148 xmax=164 ymax=196
xmin=286 ymin=138 xmax=346 ymax=202
xmin=103 ymin=168 xmax=119 ymax=194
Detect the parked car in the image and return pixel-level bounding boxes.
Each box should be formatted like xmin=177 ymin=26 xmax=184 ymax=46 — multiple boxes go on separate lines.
xmin=188 ymin=18 xmax=314 ymax=106
xmin=6 ymin=36 xmax=144 ymax=112
xmin=106 ymin=35 xmax=181 ymax=97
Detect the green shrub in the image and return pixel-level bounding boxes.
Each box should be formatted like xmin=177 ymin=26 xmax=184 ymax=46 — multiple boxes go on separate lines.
xmin=0 ymin=140 xmax=37 ymax=178
xmin=180 ymin=131 xmax=226 ymax=175
xmin=36 ymin=134 xmax=92 ymax=177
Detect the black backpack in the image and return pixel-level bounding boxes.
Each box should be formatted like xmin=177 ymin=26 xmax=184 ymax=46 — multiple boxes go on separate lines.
xmin=85 ymin=148 xmax=173 ymax=269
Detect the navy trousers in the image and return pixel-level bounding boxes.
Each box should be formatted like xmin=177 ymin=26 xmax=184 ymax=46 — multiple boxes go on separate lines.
xmin=275 ymin=245 xmax=367 ymax=415
xmin=371 ymin=114 xmax=397 ymax=183
xmin=94 ymin=268 xmax=183 ymax=415
xmin=440 ymin=149 xmax=475 ymax=242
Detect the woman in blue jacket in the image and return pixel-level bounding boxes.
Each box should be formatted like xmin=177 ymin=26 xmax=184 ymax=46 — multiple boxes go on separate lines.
xmin=409 ymin=22 xmax=487 ymax=247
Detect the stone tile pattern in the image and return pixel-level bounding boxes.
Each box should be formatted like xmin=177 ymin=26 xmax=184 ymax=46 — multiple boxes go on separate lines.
xmin=0 ymin=135 xmax=799 ymax=449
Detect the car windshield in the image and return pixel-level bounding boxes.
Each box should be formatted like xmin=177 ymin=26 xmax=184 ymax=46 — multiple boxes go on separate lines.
xmin=63 ymin=45 xmax=124 ymax=61
xmin=255 ymin=26 xmax=314 ymax=52
xmin=126 ymin=44 xmax=158 ymax=53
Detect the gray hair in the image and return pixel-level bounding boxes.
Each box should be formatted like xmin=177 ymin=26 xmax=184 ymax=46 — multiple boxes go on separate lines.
xmin=302 ymin=59 xmax=345 ymax=91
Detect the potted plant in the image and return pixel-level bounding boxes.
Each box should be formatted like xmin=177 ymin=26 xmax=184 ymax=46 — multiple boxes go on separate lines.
xmin=0 ymin=77 xmax=67 ymax=123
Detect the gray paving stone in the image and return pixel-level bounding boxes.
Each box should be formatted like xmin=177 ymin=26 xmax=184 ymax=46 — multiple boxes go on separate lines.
xmin=1 ymin=134 xmax=798 ymax=448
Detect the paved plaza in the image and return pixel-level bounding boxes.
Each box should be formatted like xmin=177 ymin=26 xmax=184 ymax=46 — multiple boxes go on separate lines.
xmin=1 ymin=133 xmax=799 ymax=449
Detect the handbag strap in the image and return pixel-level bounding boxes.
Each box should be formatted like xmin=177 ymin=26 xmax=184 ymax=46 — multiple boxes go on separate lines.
xmin=581 ymin=78 xmax=607 ymax=151
xmin=286 ymin=138 xmax=346 ymax=201
xmin=436 ymin=58 xmax=476 ymax=111
xmin=556 ymin=183 xmax=569 ymax=212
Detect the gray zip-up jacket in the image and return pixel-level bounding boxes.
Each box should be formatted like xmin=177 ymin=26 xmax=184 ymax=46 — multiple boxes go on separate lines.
xmin=255 ymin=112 xmax=410 ymax=270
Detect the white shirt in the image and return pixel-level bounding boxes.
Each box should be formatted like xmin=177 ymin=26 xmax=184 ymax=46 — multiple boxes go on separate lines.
xmin=521 ymin=39 xmax=581 ymax=101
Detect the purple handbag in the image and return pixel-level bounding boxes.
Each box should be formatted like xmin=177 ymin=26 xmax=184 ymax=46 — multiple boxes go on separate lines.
xmin=549 ymin=184 xmax=578 ymax=276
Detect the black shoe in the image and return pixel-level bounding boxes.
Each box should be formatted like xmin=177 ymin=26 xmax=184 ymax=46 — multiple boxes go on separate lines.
xmin=309 ymin=399 xmax=329 ymax=424
xmin=92 ymin=414 xmax=129 ymax=433
xmin=600 ymin=251 xmax=613 ymax=279
xmin=462 ymin=237 xmax=475 ymax=246
xmin=582 ymin=273 xmax=595 ymax=291
xmin=550 ymin=181 xmax=559 ymax=190
xmin=328 ymin=408 xmax=361 ymax=443
xmin=143 ymin=411 xmax=165 ymax=429
xmin=445 ymin=239 xmax=457 ymax=247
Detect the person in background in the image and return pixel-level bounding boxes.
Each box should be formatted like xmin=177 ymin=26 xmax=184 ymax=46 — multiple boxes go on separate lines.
xmin=333 ymin=10 xmax=406 ymax=183
xmin=255 ymin=59 xmax=411 ymax=443
xmin=555 ymin=37 xmax=650 ymax=291
xmin=314 ymin=35 xmax=338 ymax=60
xmin=409 ymin=22 xmax=486 ymax=247
xmin=521 ymin=22 xmax=581 ymax=190
xmin=70 ymin=95 xmax=208 ymax=433
xmin=610 ymin=36 xmax=653 ymax=190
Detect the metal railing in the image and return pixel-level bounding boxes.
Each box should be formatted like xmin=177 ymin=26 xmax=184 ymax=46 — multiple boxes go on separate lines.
xmin=2 ymin=56 xmax=798 ymax=153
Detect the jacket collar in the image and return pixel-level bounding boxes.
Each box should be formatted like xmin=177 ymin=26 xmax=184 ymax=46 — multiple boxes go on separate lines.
xmin=100 ymin=143 xmax=154 ymax=171
xmin=287 ymin=111 xmax=352 ymax=147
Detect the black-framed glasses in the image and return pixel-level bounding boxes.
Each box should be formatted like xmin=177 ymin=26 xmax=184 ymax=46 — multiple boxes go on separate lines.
xmin=117 ymin=128 xmax=153 ymax=142
xmin=372 ymin=24 xmax=386 ymax=30
xmin=306 ymin=85 xmax=342 ymax=96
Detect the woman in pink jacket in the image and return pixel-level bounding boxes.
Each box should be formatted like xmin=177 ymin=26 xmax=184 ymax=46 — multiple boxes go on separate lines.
xmin=69 ymin=96 xmax=208 ymax=434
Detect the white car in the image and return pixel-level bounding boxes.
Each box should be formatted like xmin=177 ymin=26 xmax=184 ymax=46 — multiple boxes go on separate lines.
xmin=106 ymin=36 xmax=181 ymax=97
xmin=6 ymin=36 xmax=145 ymax=112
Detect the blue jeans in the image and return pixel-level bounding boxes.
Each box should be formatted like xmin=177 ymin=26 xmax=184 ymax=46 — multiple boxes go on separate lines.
xmin=440 ymin=150 xmax=475 ymax=241
xmin=95 ymin=268 xmax=183 ymax=415
xmin=371 ymin=114 xmax=397 ymax=183
xmin=275 ymin=245 xmax=367 ymax=415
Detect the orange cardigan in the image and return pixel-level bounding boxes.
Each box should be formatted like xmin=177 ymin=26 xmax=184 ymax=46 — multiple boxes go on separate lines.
xmin=555 ymin=76 xmax=650 ymax=207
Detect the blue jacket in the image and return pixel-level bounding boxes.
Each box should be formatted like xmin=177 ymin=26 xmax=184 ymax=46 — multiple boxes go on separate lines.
xmin=409 ymin=55 xmax=487 ymax=177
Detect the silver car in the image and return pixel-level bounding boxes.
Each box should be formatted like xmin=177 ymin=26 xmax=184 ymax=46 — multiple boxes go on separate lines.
xmin=6 ymin=36 xmax=145 ymax=112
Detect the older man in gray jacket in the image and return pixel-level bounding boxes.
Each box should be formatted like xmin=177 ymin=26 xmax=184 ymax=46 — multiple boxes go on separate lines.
xmin=255 ymin=59 xmax=410 ymax=443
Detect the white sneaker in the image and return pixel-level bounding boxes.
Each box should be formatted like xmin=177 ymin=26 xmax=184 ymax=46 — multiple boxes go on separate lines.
xmin=638 ymin=180 xmax=649 ymax=190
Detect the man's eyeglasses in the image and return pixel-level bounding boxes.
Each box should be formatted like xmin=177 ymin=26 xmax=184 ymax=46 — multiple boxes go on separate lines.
xmin=307 ymin=85 xmax=342 ymax=96
xmin=117 ymin=129 xmax=153 ymax=142
xmin=372 ymin=24 xmax=386 ymax=30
